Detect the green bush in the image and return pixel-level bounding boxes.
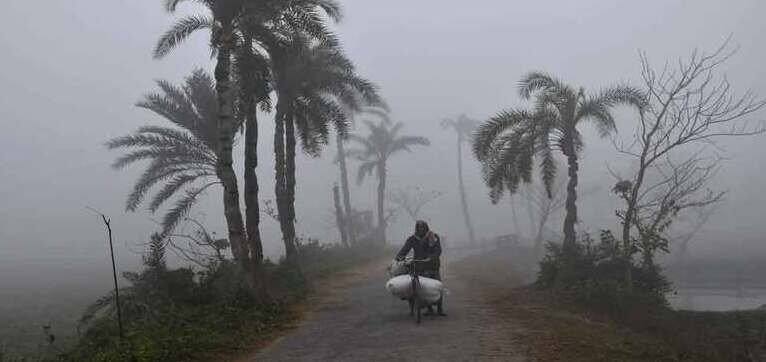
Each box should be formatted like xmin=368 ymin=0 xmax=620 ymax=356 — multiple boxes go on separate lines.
xmin=53 ymin=237 xmax=388 ymax=361
xmin=536 ymin=231 xmax=671 ymax=312
xmin=63 ymin=245 xmax=277 ymax=362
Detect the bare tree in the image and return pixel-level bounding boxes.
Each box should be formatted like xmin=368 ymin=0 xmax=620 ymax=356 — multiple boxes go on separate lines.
xmin=613 ymin=38 xmax=765 ymax=284
xmin=389 ymin=186 xmax=444 ymax=221
xmin=614 ymin=154 xmax=726 ymax=269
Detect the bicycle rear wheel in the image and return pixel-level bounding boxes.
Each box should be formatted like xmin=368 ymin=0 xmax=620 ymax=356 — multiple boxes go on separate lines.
xmin=413 ymin=277 xmax=421 ymax=324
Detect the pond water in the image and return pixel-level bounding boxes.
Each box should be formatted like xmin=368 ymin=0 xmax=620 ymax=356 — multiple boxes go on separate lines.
xmin=669 ymin=288 xmax=766 ymax=311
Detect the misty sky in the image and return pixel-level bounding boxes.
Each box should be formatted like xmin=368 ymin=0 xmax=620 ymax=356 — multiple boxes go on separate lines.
xmin=2 ymin=0 xmax=766 ymax=288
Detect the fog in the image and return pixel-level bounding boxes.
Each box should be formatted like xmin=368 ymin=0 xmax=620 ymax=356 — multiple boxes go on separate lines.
xmin=2 ymin=0 xmax=766 ymax=338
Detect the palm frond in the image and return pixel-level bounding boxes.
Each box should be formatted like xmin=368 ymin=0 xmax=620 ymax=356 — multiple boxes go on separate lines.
xmin=361 ymin=106 xmax=391 ymax=123
xmin=346 ymin=135 xmax=375 ymax=158
xmin=161 ymin=182 xmax=217 ymax=236
xmin=154 ymin=14 xmax=213 ymax=59
xmin=149 ymin=172 xmax=211 ymax=212
xmin=110 ymin=149 xmax=163 ymax=170
xmin=310 ymin=0 xmax=343 ymax=22
xmin=390 ymin=135 xmax=430 ymax=153
xmin=518 ymin=71 xmax=567 ymax=99
xmin=538 ymin=144 xmax=557 ymax=198
xmin=126 ymin=162 xmax=188 ymax=212
xmin=472 ymin=109 xmax=532 ymax=161
xmin=163 ymin=0 xmax=208 ymax=12
xmin=356 ymin=160 xmax=377 ymax=185
xmin=598 ymin=85 xmax=647 ymax=110
xmin=577 ymin=98 xmax=616 ymax=137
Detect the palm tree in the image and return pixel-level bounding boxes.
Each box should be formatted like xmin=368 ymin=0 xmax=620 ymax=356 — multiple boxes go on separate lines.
xmin=441 ymin=114 xmax=478 ymax=244
xmin=348 ymin=120 xmax=430 ymax=243
xmin=107 ymin=69 xmax=222 ymax=237
xmin=235 ymin=29 xmax=272 ymax=275
xmin=335 ymin=130 xmax=353 ymax=244
xmin=153 ymin=0 xmax=251 ymax=268
xmin=234 ymin=0 xmax=344 ymax=269
xmin=152 ymin=0 xmax=342 ymax=269
xmin=336 ymin=107 xmax=389 ymax=245
xmin=473 ymin=72 xmax=642 ymax=255
xmin=270 ymin=35 xmax=383 ymax=260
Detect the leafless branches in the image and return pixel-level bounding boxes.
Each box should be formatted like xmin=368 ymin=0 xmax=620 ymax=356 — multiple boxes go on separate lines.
xmin=616 ymin=154 xmax=727 ymax=265
xmin=613 ymin=38 xmax=766 ymax=266
xmin=260 ymin=199 xmax=280 ymax=222
xmin=166 ymin=217 xmax=229 ymax=267
xmin=389 ymin=186 xmax=444 ymax=221
xmin=623 ymin=37 xmax=766 ymax=165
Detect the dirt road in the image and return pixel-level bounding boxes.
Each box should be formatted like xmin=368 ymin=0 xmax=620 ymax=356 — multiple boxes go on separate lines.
xmin=244 ymin=258 xmax=527 ymax=362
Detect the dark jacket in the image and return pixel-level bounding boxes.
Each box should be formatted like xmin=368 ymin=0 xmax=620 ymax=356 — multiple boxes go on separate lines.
xmin=396 ymin=233 xmax=442 ymax=273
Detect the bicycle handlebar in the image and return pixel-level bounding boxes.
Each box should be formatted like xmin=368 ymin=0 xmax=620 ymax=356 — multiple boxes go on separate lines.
xmin=405 ymin=258 xmax=431 ymax=264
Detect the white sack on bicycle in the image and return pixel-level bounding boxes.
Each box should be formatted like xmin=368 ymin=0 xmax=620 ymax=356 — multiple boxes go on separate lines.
xmin=385 ymin=275 xmax=448 ymax=304
xmin=387 ymin=259 xmax=408 ymax=277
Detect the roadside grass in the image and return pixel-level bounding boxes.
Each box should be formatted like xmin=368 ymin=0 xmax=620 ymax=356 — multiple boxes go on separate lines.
xmin=451 ymin=248 xmax=766 ymax=361
xmin=8 ymin=242 xmax=391 ymax=362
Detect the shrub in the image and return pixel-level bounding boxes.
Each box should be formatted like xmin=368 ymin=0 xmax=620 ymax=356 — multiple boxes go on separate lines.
xmin=57 ymin=236 xmax=389 ymax=361
xmin=536 ymin=230 xmax=671 ymax=312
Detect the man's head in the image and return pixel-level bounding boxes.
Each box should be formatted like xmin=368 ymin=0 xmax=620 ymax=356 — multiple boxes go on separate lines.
xmin=415 ymin=220 xmax=429 ymax=238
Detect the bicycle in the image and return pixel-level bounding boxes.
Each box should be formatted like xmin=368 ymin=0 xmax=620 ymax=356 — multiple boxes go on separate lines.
xmin=405 ymin=258 xmax=432 ymax=324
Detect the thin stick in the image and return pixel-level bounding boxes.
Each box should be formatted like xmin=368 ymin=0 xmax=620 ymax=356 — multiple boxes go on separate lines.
xmin=87 ymin=207 xmax=124 ymax=340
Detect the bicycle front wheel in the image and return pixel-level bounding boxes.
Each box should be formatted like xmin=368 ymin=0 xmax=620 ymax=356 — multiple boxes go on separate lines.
xmin=415 ymin=294 xmax=421 ymax=324
xmin=413 ymin=278 xmax=421 ymax=324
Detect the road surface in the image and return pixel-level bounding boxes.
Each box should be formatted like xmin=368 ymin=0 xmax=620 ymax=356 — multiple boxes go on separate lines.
xmin=244 ymin=258 xmax=526 ymax=362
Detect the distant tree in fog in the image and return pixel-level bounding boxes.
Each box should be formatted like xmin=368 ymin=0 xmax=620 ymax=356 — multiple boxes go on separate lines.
xmin=336 ymin=106 xmax=390 ymax=245
xmin=107 ymin=69 xmax=221 ymax=236
xmin=389 ymin=186 xmax=443 ymax=221
xmin=348 ymin=121 xmax=430 ymax=243
xmin=473 ymin=72 xmax=643 ymax=256
xmin=270 ymin=35 xmax=384 ymax=260
xmin=441 ymin=114 xmax=478 ymax=244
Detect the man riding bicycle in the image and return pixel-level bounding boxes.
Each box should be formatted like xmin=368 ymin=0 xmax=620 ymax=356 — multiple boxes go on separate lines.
xmin=395 ymin=220 xmax=446 ymax=316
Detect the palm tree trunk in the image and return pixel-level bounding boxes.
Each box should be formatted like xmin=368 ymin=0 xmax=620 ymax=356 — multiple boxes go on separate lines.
xmin=562 ymin=141 xmax=579 ymax=256
xmin=284 ymin=114 xmax=298 ymax=260
xmin=274 ymin=99 xmax=297 ymax=261
xmin=214 ymin=37 xmax=248 ymax=268
xmin=509 ymin=195 xmax=522 ymax=238
xmin=333 ymin=184 xmax=349 ymax=246
xmin=336 ymin=133 xmax=356 ymax=245
xmin=534 ymin=209 xmax=548 ymax=259
xmin=244 ymin=99 xmax=263 ymax=276
xmin=241 ymin=33 xmax=263 ymax=284
xmin=525 ymin=187 xmax=537 ymax=238
xmin=456 ymin=135 xmax=477 ymax=244
xmin=377 ymin=162 xmax=387 ymax=244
